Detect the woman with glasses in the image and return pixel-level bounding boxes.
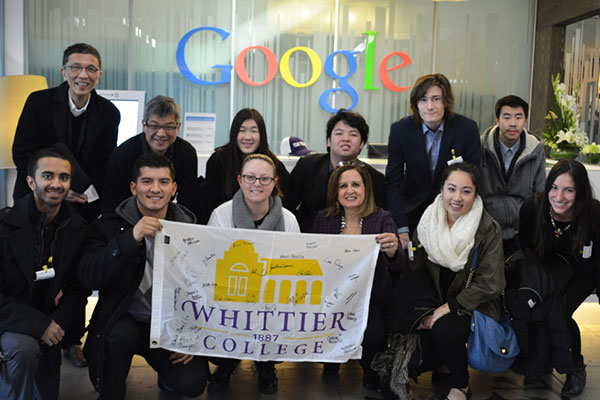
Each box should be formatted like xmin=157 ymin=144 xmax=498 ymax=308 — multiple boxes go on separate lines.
xmin=311 ymin=163 xmax=403 ymax=390
xmin=207 ymin=153 xmax=300 ymax=394
xmin=201 ymin=108 xmax=290 ymax=223
xmin=511 ymin=160 xmax=600 ymax=398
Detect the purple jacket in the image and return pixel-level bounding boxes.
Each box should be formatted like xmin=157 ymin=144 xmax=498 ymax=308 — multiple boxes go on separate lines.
xmin=312 ymin=208 xmax=405 ymax=306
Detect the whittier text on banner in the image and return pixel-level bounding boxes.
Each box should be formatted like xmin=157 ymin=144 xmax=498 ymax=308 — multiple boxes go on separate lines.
xmin=150 ymin=221 xmax=380 ymax=362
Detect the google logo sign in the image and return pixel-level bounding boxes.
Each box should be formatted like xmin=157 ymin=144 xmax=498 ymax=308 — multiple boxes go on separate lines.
xmin=176 ymin=27 xmax=413 ymax=113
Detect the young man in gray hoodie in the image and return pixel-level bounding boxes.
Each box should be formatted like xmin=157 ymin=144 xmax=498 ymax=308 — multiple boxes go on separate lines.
xmin=480 ymin=95 xmax=546 ymax=258
xmin=78 ymin=153 xmax=208 ymax=399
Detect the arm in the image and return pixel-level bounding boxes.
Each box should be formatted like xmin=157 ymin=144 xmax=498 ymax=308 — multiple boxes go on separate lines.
xmin=78 ymin=219 xmax=142 ymax=290
xmin=283 ymin=157 xmax=306 ymax=213
xmin=385 ymin=122 xmax=409 ymax=229
xmin=51 ymin=247 xmax=92 ymax=335
xmin=12 ymin=94 xmax=43 ymax=174
xmin=460 ymin=118 xmax=482 ymax=165
xmin=0 ymin=246 xmax=52 ymax=339
xmin=200 ymin=152 xmax=226 ymax=224
xmin=275 ymin=160 xmax=291 ymax=201
xmin=374 ymin=211 xmax=405 ymax=271
xmin=455 ymin=219 xmax=505 ymax=311
xmin=518 ymin=197 xmax=537 ymax=252
xmin=100 ymin=148 xmax=133 ymax=214
xmin=533 ymin=146 xmax=547 ymax=194
xmin=172 ymin=142 xmax=200 ymax=215
xmin=92 ymin=102 xmax=120 ymax=194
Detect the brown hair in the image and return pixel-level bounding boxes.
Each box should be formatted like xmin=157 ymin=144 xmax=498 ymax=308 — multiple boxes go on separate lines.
xmin=325 ymin=164 xmax=376 ymax=218
xmin=240 ymin=153 xmax=283 ymax=198
xmin=409 ymin=73 xmax=454 ymax=125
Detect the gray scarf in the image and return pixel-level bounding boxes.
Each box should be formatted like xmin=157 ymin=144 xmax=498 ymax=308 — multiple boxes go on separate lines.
xmin=231 ymin=189 xmax=285 ymax=232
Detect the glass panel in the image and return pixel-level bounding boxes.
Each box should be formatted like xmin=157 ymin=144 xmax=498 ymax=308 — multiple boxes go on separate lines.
xmin=436 ymin=0 xmax=534 ymax=131
xmin=338 ymin=0 xmax=434 ymax=147
xmin=565 ymin=17 xmax=600 ymax=143
xmin=27 ymin=0 xmax=128 ymax=89
xmin=232 ymin=0 xmax=337 ymax=154
xmin=26 ymin=0 xmax=535 ymax=153
xmin=131 ymin=0 xmax=232 ymax=145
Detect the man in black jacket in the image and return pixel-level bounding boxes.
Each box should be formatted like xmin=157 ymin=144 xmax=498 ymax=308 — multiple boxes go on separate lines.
xmin=101 ymin=95 xmax=200 ymax=217
xmin=12 ymin=43 xmax=120 ymax=222
xmin=0 ymin=148 xmax=89 ymax=400
xmin=284 ymin=109 xmax=386 ymax=233
xmin=79 ymin=153 xmax=209 ymax=399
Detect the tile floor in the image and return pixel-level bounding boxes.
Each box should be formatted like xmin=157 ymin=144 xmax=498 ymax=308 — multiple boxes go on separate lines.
xmin=58 ymin=302 xmax=600 ymax=400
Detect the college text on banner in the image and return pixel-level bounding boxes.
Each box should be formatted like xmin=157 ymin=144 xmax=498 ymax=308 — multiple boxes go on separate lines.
xmin=150 ymin=221 xmax=380 ymax=362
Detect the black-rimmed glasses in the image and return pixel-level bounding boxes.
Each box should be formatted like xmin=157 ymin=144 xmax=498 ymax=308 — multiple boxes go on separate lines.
xmin=63 ymin=64 xmax=100 ymax=76
xmin=241 ymin=175 xmax=275 ymax=185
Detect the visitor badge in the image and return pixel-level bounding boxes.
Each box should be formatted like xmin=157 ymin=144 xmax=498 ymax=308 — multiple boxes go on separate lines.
xmin=582 ymin=241 xmax=593 ymax=259
xmin=34 ymin=266 xmax=55 ymax=281
xmin=447 ymin=155 xmax=463 ymax=166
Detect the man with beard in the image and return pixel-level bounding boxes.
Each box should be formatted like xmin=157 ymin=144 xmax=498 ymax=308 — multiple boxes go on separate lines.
xmin=0 ymin=148 xmax=89 ymax=400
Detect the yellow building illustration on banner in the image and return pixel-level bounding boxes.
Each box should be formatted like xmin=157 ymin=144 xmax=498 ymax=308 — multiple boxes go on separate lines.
xmin=214 ymin=240 xmax=323 ymax=305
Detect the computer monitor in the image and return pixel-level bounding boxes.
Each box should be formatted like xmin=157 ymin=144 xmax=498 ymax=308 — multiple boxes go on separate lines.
xmin=97 ymin=90 xmax=145 ymax=145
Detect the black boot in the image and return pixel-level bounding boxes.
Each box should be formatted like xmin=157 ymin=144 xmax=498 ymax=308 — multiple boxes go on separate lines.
xmin=561 ymin=363 xmax=586 ymax=398
xmin=208 ymin=360 xmax=238 ymax=392
xmin=257 ymin=361 xmax=278 ymax=394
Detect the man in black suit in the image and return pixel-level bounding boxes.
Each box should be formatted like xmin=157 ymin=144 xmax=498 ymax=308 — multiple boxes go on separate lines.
xmin=12 ymin=42 xmax=120 ymax=222
xmin=101 ymin=95 xmax=199 ymax=217
xmin=11 ymin=42 xmax=120 ymax=369
xmin=285 ymin=109 xmax=386 ymax=233
xmin=385 ymin=73 xmax=480 ymax=249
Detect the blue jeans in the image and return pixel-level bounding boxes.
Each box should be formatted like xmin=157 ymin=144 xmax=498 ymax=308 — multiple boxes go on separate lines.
xmin=0 ymin=331 xmax=61 ymax=400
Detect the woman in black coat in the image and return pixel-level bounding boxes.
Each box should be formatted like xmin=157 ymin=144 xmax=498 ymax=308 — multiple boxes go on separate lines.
xmin=516 ymin=160 xmax=600 ymax=398
xmin=200 ymin=108 xmax=289 ymax=223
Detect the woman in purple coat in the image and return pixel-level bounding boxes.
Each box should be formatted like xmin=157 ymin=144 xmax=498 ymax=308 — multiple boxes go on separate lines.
xmin=312 ymin=163 xmax=404 ymax=391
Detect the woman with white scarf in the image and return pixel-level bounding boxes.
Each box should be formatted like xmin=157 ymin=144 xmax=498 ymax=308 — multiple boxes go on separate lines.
xmin=411 ymin=162 xmax=505 ymax=400
xmin=207 ymin=153 xmax=300 ymax=395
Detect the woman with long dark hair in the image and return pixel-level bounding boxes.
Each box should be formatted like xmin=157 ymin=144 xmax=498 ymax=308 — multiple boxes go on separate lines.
xmin=516 ymin=160 xmax=600 ymax=398
xmin=409 ymin=162 xmax=505 ymax=400
xmin=201 ymin=108 xmax=289 ymax=223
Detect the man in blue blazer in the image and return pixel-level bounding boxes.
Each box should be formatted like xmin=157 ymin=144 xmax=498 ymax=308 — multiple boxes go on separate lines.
xmin=385 ymin=74 xmax=481 ymax=249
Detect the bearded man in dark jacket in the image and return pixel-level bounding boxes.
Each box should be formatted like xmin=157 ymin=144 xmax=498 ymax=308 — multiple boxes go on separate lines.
xmin=0 ymin=148 xmax=89 ymax=400
xmin=78 ymin=153 xmax=209 ymax=399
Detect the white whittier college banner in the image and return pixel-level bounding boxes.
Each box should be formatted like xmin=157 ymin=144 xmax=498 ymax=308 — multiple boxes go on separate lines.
xmin=150 ymin=221 xmax=380 ymax=362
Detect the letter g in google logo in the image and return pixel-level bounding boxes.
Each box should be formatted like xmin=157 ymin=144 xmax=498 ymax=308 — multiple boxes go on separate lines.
xmin=176 ymin=27 xmax=412 ymax=113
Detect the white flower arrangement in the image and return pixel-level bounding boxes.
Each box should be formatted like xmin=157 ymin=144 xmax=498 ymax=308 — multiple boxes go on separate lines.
xmin=543 ymin=74 xmax=589 ymax=152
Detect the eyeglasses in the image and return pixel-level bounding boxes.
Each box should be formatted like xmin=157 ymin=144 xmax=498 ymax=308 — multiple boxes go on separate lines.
xmin=337 ymin=160 xmax=365 ymax=167
xmin=63 ymin=64 xmax=100 ymax=76
xmin=241 ymin=175 xmax=275 ymax=185
xmin=144 ymin=121 xmax=179 ymax=134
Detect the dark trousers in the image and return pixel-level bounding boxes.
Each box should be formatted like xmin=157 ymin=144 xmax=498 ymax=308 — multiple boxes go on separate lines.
xmin=563 ymin=273 xmax=597 ymax=368
xmin=0 ymin=332 xmax=61 ymax=400
xmin=360 ymin=301 xmax=387 ymax=375
xmin=430 ymin=311 xmax=471 ymax=389
xmin=100 ymin=312 xmax=209 ymax=399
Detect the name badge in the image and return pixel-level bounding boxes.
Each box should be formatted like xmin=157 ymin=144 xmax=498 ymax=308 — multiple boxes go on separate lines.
xmin=447 ymin=155 xmax=463 ymax=166
xmin=582 ymin=241 xmax=593 ymax=259
xmin=35 ymin=267 xmax=55 ymax=282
